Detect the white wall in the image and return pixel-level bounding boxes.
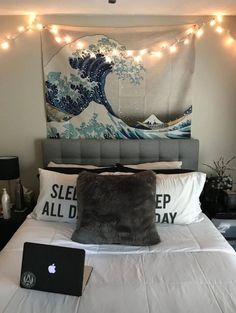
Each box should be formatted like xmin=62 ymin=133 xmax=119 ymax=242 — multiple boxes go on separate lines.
xmin=192 ymin=17 xmax=236 ymax=181
xmin=0 ymin=15 xmax=236 ymax=195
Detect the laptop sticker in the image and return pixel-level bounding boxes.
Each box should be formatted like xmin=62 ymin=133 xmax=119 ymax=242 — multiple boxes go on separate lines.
xmin=21 ymin=272 xmax=36 ymax=289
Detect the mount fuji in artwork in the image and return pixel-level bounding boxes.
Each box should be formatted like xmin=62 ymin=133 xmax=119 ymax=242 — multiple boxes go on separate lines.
xmin=137 ymin=114 xmax=164 ymax=130
xmin=45 ymin=36 xmax=192 ymax=139
xmin=144 ymin=114 xmax=163 ymax=126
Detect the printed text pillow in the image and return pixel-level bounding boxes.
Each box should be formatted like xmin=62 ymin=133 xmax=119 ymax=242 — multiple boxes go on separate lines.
xmin=155 ymin=172 xmax=206 ymax=224
xmin=31 ymin=169 xmax=78 ymax=223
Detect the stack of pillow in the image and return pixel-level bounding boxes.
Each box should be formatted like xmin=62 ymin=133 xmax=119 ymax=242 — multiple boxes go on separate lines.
xmin=31 ymin=161 xmax=206 ymax=246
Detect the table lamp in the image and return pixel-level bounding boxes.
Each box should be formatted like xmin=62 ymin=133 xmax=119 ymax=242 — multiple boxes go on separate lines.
xmin=0 ymin=156 xmax=20 ymax=201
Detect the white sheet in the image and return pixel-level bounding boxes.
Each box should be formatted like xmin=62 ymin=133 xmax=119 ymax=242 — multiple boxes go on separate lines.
xmin=1 ymin=215 xmax=236 ymax=313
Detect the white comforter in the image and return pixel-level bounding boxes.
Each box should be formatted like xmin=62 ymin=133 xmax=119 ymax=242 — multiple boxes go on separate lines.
xmin=1 ymin=215 xmax=236 ymax=313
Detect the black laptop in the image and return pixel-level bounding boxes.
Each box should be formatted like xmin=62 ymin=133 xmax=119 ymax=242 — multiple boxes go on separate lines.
xmin=20 ymin=242 xmax=92 ymax=297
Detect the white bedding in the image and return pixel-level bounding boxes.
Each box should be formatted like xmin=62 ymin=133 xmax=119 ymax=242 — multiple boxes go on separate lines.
xmin=1 ymin=214 xmax=236 ymax=313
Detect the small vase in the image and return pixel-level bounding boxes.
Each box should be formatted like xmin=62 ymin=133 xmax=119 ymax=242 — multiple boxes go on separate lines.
xmin=15 ymin=179 xmax=25 ymax=211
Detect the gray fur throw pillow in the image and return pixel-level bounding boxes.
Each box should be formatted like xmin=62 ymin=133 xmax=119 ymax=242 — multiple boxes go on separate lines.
xmin=71 ymin=170 xmax=160 ymax=246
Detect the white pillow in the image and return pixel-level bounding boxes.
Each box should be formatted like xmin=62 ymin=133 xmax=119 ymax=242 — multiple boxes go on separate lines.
xmin=101 ymin=171 xmax=205 ymax=224
xmin=31 ymin=169 xmax=78 ymax=223
xmin=155 ymin=172 xmax=206 ymax=224
xmin=47 ymin=161 xmax=106 ymax=169
xmin=124 ymin=161 xmax=182 ymax=170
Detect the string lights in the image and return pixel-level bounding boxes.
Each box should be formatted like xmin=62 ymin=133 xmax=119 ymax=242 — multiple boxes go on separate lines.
xmin=0 ymin=13 xmax=235 ymax=62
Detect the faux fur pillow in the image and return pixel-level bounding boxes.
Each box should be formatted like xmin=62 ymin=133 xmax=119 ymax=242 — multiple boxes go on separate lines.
xmin=72 ymin=171 xmax=160 ymax=246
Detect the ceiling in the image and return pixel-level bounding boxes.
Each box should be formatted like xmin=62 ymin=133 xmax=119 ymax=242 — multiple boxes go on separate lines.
xmin=1 ymin=0 xmax=236 ymax=16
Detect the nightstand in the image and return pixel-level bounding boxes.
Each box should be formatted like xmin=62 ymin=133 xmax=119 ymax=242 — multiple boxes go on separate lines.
xmin=0 ymin=208 xmax=31 ymax=251
xmin=201 ymin=188 xmax=224 ymax=219
xmin=201 ymin=187 xmax=236 ymax=215
xmin=201 ymin=186 xmax=236 ymax=250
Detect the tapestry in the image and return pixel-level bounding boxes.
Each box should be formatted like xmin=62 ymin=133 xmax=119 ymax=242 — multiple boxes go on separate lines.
xmin=41 ymin=25 xmax=195 ymax=139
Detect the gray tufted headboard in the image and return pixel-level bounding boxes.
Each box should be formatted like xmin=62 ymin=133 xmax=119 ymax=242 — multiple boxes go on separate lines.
xmin=42 ymin=139 xmax=199 ymax=170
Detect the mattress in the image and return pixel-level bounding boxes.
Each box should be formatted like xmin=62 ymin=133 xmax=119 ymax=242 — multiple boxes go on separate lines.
xmin=1 ymin=214 xmax=236 ymax=313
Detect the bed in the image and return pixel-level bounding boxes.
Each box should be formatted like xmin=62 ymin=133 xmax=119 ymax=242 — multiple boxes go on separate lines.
xmin=1 ymin=138 xmax=236 ymax=313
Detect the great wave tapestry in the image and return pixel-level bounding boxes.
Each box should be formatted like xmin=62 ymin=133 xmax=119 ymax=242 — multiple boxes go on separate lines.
xmin=41 ymin=25 xmax=195 ymax=139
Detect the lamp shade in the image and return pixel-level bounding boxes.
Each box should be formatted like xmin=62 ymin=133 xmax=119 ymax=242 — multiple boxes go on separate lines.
xmin=0 ymin=156 xmax=20 ymax=180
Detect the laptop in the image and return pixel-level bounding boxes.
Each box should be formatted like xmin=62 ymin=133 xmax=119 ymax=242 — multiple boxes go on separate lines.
xmin=20 ymin=242 xmax=92 ymax=297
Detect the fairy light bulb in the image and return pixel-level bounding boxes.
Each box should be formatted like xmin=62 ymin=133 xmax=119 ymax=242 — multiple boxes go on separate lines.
xmin=36 ymin=23 xmax=43 ymax=31
xmin=105 ymin=56 xmax=112 ymax=63
xmin=187 ymin=28 xmax=194 ymax=35
xmin=184 ymin=38 xmax=190 ymax=45
xmin=90 ymin=52 xmax=96 ymax=58
xmin=217 ymin=15 xmax=223 ymax=23
xmin=50 ymin=25 xmax=58 ymax=35
xmin=153 ymin=51 xmax=163 ymax=58
xmin=126 ymin=50 xmax=133 ymax=56
xmin=18 ymin=26 xmax=25 ymax=32
xmin=28 ymin=13 xmax=36 ymax=25
xmin=161 ymin=42 xmax=168 ymax=49
xmin=64 ymin=36 xmax=72 ymax=44
xmin=134 ymin=55 xmax=142 ymax=63
xmin=196 ymin=28 xmax=204 ymax=38
xmin=55 ymin=36 xmax=62 ymax=44
xmin=139 ymin=49 xmax=147 ymax=56
xmin=216 ymin=26 xmax=224 ymax=34
xmin=1 ymin=41 xmax=9 ymax=50
xmin=112 ymin=49 xmax=119 ymax=56
xmin=76 ymin=41 xmax=84 ymax=49
xmin=169 ymin=45 xmax=177 ymax=53
xmin=210 ymin=19 xmax=216 ymax=27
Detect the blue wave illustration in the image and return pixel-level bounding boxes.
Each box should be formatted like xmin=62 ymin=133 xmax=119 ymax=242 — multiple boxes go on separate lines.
xmin=45 ymin=36 xmax=144 ymax=120
xmin=69 ymin=53 xmax=115 ymax=115
xmin=45 ymin=36 xmax=191 ymax=139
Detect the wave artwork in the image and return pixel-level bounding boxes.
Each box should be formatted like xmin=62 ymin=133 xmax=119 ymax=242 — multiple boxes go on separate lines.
xmin=44 ymin=35 xmax=193 ymax=139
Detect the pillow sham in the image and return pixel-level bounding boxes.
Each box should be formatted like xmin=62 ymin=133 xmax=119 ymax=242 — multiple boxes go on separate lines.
xmin=122 ymin=161 xmax=182 ymax=170
xmin=155 ymin=172 xmax=206 ymax=224
xmin=99 ymin=171 xmax=205 ymax=224
xmin=44 ymin=166 xmax=118 ymax=175
xmin=31 ymin=169 xmax=78 ymax=223
xmin=115 ymin=163 xmax=193 ymax=174
xmin=48 ymin=161 xmax=107 ymax=169
xmin=72 ymin=171 xmax=160 ymax=246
